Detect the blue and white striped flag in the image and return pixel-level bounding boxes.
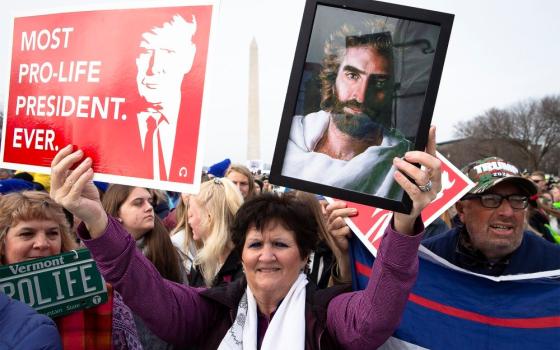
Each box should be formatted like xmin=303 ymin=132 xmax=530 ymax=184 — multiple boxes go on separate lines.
xmin=349 ymin=236 xmax=560 ymax=350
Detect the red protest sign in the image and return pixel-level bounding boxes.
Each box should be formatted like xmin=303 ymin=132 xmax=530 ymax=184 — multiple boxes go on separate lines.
xmin=420 ymin=153 xmax=474 ymax=224
xmin=1 ymin=2 xmax=218 ymax=193
xmin=327 ymin=152 xmax=474 ymax=256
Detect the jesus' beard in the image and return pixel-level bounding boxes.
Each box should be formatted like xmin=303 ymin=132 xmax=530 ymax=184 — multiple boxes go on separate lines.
xmin=330 ymin=97 xmax=391 ymax=143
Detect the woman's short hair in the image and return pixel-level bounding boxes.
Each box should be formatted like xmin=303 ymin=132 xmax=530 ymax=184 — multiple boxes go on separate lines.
xmin=0 ymin=191 xmax=77 ymax=263
xmin=231 ymin=192 xmax=319 ymax=259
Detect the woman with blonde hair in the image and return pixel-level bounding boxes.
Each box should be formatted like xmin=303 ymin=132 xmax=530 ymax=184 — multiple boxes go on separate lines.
xmin=187 ymin=177 xmax=244 ymax=287
xmin=170 ymin=193 xmax=200 ymax=279
xmin=0 ymin=191 xmax=141 ymax=349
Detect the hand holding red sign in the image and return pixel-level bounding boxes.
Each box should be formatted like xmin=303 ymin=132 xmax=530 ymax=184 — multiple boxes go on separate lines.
xmin=50 ymin=145 xmax=108 ymax=238
xmin=326 ymin=138 xmax=475 ymax=257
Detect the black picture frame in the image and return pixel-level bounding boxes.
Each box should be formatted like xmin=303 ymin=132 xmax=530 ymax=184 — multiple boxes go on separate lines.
xmin=270 ymin=0 xmax=454 ymax=213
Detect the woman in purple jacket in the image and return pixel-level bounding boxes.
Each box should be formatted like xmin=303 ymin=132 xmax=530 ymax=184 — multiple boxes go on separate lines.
xmin=50 ymin=129 xmax=441 ymax=349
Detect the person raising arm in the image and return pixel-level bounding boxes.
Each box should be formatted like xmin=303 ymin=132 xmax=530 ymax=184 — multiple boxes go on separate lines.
xmin=50 ymin=127 xmax=441 ymax=349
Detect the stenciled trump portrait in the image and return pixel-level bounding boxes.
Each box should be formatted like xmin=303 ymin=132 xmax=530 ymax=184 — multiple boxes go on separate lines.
xmin=135 ymin=14 xmax=197 ymax=181
xmin=272 ymin=0 xmax=452 ymax=212
xmin=101 ymin=5 xmax=213 ymax=189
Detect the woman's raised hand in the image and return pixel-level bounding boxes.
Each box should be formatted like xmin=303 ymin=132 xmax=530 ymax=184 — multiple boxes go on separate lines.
xmin=50 ymin=145 xmax=108 ymax=238
xmin=392 ymin=126 xmax=441 ymax=235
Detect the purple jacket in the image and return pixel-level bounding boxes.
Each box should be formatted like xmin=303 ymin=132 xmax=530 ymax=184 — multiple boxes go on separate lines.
xmin=79 ymin=216 xmax=423 ymax=349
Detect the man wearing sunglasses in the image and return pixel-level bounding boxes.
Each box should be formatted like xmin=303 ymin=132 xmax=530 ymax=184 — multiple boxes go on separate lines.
xmin=423 ymin=157 xmax=560 ymax=276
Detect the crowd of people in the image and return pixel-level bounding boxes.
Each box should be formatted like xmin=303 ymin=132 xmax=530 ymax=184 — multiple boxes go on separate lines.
xmin=3 ymin=7 xmax=559 ymax=348
xmin=526 ymin=171 xmax=560 ymax=244
xmin=0 ymin=128 xmax=439 ymax=349
xmin=1 ymin=131 xmax=560 ymax=349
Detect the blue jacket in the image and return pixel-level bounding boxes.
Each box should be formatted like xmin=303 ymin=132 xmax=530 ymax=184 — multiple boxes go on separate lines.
xmin=423 ymin=227 xmax=560 ymax=275
xmin=0 ymin=293 xmax=61 ymax=349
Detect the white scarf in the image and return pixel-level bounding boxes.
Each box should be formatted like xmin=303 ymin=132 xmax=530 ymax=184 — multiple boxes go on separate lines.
xmin=218 ymin=273 xmax=308 ymax=350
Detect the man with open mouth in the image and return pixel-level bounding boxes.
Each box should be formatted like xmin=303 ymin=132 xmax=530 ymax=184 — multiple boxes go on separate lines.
xmin=423 ymin=157 xmax=560 ymax=275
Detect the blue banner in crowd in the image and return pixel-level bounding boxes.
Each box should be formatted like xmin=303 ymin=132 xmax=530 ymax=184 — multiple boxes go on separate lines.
xmin=349 ymin=236 xmax=560 ymax=350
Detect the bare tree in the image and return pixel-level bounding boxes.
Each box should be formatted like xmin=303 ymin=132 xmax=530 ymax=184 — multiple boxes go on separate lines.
xmin=454 ymin=95 xmax=560 ymax=171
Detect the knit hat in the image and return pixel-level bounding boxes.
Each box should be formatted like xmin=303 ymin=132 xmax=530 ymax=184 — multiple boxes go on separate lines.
xmin=462 ymin=157 xmax=537 ymax=196
xmin=0 ymin=178 xmax=37 ymax=194
xmin=207 ymin=158 xmax=231 ymax=178
xmin=94 ymin=181 xmax=110 ymax=193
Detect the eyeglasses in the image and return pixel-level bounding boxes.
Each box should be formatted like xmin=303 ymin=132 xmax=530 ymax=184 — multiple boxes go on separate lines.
xmin=462 ymin=193 xmax=529 ymax=209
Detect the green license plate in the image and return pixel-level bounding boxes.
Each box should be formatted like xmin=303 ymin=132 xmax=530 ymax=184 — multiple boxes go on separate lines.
xmin=0 ymin=248 xmax=107 ymax=318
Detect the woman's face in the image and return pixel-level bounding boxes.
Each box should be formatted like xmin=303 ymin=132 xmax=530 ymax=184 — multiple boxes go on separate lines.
xmin=118 ymin=187 xmax=155 ymax=240
xmin=253 ymin=182 xmax=261 ymax=195
xmin=227 ymin=171 xmax=250 ymax=199
xmin=242 ymin=220 xmax=307 ymax=301
xmin=2 ymin=219 xmax=62 ymax=264
xmin=188 ymin=198 xmax=209 ymax=242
